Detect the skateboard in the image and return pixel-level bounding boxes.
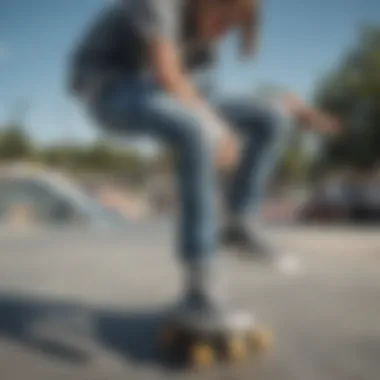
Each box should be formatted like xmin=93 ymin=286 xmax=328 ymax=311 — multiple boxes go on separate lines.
xmin=157 ymin=314 xmax=273 ymax=370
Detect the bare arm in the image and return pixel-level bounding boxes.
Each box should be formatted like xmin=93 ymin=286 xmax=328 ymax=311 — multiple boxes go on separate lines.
xmin=148 ymin=37 xmax=233 ymax=136
xmin=148 ymin=37 xmax=238 ymax=168
xmin=282 ymin=93 xmax=341 ymax=135
xmin=148 ymin=37 xmax=209 ymax=108
xmin=241 ymin=0 xmax=262 ymax=57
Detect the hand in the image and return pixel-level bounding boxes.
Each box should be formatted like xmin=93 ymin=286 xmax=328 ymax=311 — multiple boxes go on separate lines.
xmin=196 ymin=106 xmax=239 ymax=170
xmin=215 ymin=133 xmax=239 ymax=171
xmin=281 ymin=93 xmax=342 ymax=136
xmin=286 ymin=97 xmax=341 ymax=136
xmin=282 ymin=93 xmax=305 ymax=115
xmin=312 ymin=112 xmax=341 ymax=136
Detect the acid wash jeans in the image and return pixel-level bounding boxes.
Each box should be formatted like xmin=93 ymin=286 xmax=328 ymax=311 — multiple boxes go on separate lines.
xmin=86 ymin=75 xmax=289 ymax=265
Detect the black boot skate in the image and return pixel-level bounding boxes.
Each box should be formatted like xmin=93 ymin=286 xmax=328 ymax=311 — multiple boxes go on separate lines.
xmin=157 ymin=262 xmax=272 ymax=370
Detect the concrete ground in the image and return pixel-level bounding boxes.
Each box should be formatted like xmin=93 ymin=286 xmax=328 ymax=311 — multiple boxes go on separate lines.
xmin=0 ymin=221 xmax=379 ymax=380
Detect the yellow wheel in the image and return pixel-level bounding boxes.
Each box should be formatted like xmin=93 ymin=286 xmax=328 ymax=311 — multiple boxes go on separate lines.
xmin=224 ymin=337 xmax=247 ymax=363
xmin=246 ymin=327 xmax=273 ymax=351
xmin=188 ymin=342 xmax=214 ymax=370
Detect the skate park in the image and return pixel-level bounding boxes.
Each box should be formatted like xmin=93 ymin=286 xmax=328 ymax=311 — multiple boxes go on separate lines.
xmin=0 ymin=168 xmax=379 ymax=379
xmin=2 ymin=0 xmax=380 ymax=378
xmin=0 ymin=222 xmax=379 ymax=380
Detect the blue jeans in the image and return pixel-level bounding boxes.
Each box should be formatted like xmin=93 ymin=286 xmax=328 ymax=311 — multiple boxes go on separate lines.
xmin=87 ymin=76 xmax=288 ymax=264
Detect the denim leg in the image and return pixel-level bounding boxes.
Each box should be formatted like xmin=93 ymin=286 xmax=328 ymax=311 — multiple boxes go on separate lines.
xmin=215 ymin=97 xmax=290 ymax=218
xmin=91 ymin=82 xmax=218 ymax=264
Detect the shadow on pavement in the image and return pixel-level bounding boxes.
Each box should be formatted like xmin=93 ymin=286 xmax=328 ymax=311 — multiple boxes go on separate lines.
xmin=0 ymin=294 xmax=176 ymax=369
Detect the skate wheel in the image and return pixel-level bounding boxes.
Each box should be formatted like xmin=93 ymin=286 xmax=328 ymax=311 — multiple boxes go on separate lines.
xmin=246 ymin=327 xmax=273 ymax=351
xmin=223 ymin=337 xmax=247 ymax=363
xmin=188 ymin=342 xmax=214 ymax=370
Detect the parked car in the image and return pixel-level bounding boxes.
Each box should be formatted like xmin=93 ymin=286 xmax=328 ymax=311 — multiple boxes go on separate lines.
xmin=298 ymin=175 xmax=380 ymax=224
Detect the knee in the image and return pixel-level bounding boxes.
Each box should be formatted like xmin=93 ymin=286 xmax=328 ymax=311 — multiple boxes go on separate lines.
xmin=170 ymin=112 xmax=213 ymax=159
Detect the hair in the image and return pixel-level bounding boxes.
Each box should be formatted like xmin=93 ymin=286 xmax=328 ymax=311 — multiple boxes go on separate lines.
xmin=238 ymin=0 xmax=261 ymax=57
xmin=194 ymin=0 xmax=261 ymax=57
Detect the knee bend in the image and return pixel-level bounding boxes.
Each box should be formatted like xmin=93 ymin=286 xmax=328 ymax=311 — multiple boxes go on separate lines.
xmin=170 ymin=115 xmax=212 ymax=158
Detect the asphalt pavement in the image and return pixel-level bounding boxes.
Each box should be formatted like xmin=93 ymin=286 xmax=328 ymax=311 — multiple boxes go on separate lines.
xmin=0 ymin=222 xmax=379 ymax=380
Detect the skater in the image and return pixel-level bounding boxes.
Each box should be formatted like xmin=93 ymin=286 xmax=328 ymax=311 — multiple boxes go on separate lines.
xmin=68 ymin=0 xmax=339 ymax=363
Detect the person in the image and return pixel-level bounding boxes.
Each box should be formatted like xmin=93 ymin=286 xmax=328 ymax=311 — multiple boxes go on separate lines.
xmin=68 ymin=0 xmax=339 ymax=331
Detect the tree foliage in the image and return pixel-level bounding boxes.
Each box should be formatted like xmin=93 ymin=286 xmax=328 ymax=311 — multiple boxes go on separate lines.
xmin=315 ymin=26 xmax=380 ymax=172
xmin=0 ymin=124 xmax=151 ymax=181
xmin=0 ymin=124 xmax=33 ymax=160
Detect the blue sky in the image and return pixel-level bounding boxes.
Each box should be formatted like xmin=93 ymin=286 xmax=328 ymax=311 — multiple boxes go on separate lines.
xmin=1 ymin=0 xmax=380 ymax=146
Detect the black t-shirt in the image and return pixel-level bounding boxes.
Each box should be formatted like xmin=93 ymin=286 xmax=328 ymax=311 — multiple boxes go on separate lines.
xmin=68 ymin=0 xmax=215 ymax=94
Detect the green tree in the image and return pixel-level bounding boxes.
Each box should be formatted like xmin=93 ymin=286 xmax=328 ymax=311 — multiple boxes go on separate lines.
xmin=315 ymin=26 xmax=380 ymax=172
xmin=0 ymin=124 xmax=33 ymax=160
xmin=275 ymin=130 xmax=311 ymax=185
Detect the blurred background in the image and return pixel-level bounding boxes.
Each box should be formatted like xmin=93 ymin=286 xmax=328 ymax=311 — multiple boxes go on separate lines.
xmin=0 ymin=2 xmax=380 ymax=380
xmin=0 ymin=0 xmax=379 ymax=228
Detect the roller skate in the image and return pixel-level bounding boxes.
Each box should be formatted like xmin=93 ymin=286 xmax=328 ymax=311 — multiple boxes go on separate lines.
xmin=157 ymin=262 xmax=272 ymax=370
xmin=221 ymin=221 xmax=302 ymax=276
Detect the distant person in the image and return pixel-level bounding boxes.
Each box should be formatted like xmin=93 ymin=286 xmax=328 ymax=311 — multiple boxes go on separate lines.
xmin=68 ymin=0 xmax=339 ymax=335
